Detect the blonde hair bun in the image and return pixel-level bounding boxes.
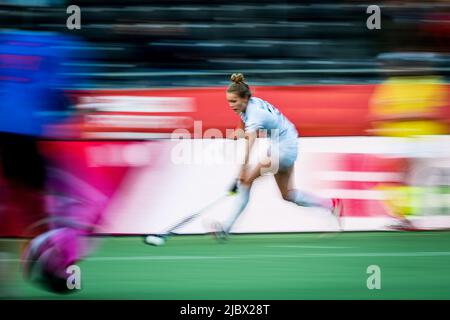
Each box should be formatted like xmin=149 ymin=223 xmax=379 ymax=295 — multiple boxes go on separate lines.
xmin=230 ymin=73 xmax=245 ymax=84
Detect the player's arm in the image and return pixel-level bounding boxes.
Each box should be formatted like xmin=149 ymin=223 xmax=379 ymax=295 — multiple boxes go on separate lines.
xmin=239 ymin=130 xmax=258 ymax=183
xmin=227 ymin=119 xmax=246 ymax=140
xmin=236 ymin=106 xmax=266 ymax=183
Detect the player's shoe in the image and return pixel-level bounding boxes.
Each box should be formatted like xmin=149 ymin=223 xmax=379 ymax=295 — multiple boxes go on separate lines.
xmin=211 ymin=222 xmax=229 ymax=242
xmin=386 ymin=218 xmax=417 ymax=231
xmin=331 ymin=198 xmax=343 ymax=230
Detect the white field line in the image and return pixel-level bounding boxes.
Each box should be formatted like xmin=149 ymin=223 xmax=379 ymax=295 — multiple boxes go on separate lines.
xmin=3 ymin=251 xmax=450 ymax=263
xmin=266 ymin=245 xmax=356 ymax=249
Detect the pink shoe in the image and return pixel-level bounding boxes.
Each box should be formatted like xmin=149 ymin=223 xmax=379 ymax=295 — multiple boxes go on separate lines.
xmin=331 ymin=198 xmax=343 ymax=230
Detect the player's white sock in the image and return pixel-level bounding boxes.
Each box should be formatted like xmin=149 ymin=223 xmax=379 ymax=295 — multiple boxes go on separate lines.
xmin=286 ymin=189 xmax=332 ymax=210
xmin=223 ymin=184 xmax=250 ymax=234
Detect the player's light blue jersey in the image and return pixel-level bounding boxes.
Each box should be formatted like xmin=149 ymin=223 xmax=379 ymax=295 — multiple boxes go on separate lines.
xmin=239 ymin=97 xmax=298 ymax=142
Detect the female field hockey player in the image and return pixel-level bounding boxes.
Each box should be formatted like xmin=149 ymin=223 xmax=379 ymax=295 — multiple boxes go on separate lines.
xmin=215 ymin=73 xmax=343 ymax=238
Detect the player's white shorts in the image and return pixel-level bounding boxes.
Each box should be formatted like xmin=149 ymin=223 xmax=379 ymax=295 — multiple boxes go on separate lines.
xmin=270 ymin=138 xmax=298 ymax=172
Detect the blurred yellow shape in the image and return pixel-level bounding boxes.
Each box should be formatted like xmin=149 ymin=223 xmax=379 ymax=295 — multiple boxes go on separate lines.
xmin=370 ymin=76 xmax=448 ymax=137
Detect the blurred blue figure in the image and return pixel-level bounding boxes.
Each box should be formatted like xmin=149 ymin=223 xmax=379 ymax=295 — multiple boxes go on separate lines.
xmin=0 ymin=30 xmax=74 ymax=137
xmin=0 ymin=30 xmax=83 ymax=295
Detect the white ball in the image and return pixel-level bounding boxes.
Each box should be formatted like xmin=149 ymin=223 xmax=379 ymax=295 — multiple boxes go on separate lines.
xmin=144 ymin=235 xmax=166 ymax=246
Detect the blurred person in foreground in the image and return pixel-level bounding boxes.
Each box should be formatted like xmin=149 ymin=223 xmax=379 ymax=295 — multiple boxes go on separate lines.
xmin=368 ymin=52 xmax=449 ymax=230
xmin=0 ymin=29 xmax=95 ymax=295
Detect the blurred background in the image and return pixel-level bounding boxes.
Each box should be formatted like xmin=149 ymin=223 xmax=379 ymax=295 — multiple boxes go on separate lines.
xmin=1 ymin=0 xmax=449 ymax=87
xmin=1 ymin=0 xmax=450 ymax=299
